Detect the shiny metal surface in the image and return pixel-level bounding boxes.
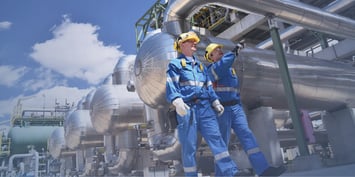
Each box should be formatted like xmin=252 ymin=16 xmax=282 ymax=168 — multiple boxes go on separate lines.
xmin=83 ymin=89 xmax=96 ymax=110
xmin=106 ymin=130 xmax=138 ymax=175
xmin=163 ymin=0 xmax=355 ymax=39
xmin=107 ymin=148 xmax=138 ymax=175
xmin=102 ymin=74 xmax=113 ymax=85
xmin=48 ymin=127 xmax=65 ymax=159
xmin=113 ymin=55 xmax=136 ymax=85
xmin=48 ymin=127 xmax=76 ymax=159
xmin=145 ymin=106 xmax=181 ymax=161
xmin=134 ymin=30 xmax=355 ymax=111
xmin=237 ymin=47 xmax=355 ymax=110
xmin=134 ymin=32 xmax=177 ymax=108
xmin=90 ymin=84 xmax=145 ymax=134
xmin=257 ymin=0 xmax=355 ymax=49
xmin=64 ymin=109 xmax=103 ymax=149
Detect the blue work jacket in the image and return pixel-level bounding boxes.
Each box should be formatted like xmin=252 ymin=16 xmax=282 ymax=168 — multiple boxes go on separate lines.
xmin=166 ymin=54 xmax=218 ymax=104
xmin=207 ymin=52 xmax=241 ymax=102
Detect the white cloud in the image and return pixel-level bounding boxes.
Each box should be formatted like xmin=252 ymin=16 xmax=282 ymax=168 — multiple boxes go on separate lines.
xmin=22 ymin=67 xmax=68 ymax=92
xmin=0 ymin=65 xmax=27 ymax=87
xmin=0 ymin=21 xmax=12 ymax=30
xmin=0 ymin=97 xmax=16 ymax=122
xmin=0 ymin=86 xmax=92 ymax=121
xmin=30 ymin=16 xmax=124 ymax=85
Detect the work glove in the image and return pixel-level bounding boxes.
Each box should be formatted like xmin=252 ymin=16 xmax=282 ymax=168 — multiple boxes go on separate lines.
xmin=172 ymin=98 xmax=190 ymax=116
xmin=232 ymin=42 xmax=244 ymax=56
xmin=212 ymin=99 xmax=224 ymax=116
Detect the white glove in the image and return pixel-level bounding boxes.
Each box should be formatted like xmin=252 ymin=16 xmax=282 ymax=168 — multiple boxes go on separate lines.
xmin=172 ymin=98 xmax=190 ymax=116
xmin=212 ymin=99 xmax=224 ymax=116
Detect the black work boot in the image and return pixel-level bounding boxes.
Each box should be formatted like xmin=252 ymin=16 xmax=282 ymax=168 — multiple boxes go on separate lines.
xmin=259 ymin=165 xmax=286 ymax=176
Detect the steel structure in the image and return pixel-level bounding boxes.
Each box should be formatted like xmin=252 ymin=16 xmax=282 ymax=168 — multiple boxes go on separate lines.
xmin=1 ymin=0 xmax=355 ymax=176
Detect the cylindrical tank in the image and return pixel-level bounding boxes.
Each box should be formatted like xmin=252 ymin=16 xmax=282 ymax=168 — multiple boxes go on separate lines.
xmin=82 ymin=89 xmax=96 ymax=110
xmin=134 ymin=32 xmax=177 ymax=108
xmin=237 ymin=47 xmax=355 ymax=110
xmin=90 ymin=84 xmax=145 ymax=134
xmin=64 ymin=109 xmax=103 ymax=149
xmin=48 ymin=127 xmax=66 ymax=158
xmin=48 ymin=127 xmax=65 ymax=158
xmin=8 ymin=126 xmax=59 ymax=155
xmin=113 ymin=55 xmax=136 ymax=85
xmin=134 ymin=31 xmax=355 ymax=111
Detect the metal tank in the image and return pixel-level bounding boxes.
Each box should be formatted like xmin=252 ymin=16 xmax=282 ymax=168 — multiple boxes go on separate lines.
xmin=236 ymin=47 xmax=355 ymax=111
xmin=8 ymin=126 xmax=59 ymax=155
xmin=113 ymin=55 xmax=136 ymax=85
xmin=81 ymin=89 xmax=96 ymax=110
xmin=48 ymin=127 xmax=75 ymax=159
xmin=90 ymin=84 xmax=145 ymax=134
xmin=134 ymin=30 xmax=355 ymax=111
xmin=64 ymin=109 xmax=103 ymax=149
xmin=134 ymin=31 xmax=177 ymax=108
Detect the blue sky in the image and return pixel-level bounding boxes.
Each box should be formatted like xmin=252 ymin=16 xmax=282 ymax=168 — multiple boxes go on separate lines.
xmin=0 ymin=0 xmax=157 ymax=122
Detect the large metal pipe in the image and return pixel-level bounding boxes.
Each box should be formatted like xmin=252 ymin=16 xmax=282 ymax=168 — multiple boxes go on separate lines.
xmin=163 ymin=0 xmax=355 ymax=39
xmin=257 ymin=0 xmax=355 ymax=49
xmin=134 ymin=31 xmax=355 ymax=111
xmin=237 ymin=47 xmax=355 ymax=111
xmin=145 ymin=106 xmax=181 ymax=161
xmin=106 ymin=131 xmax=138 ymax=175
xmin=8 ymin=149 xmax=39 ymax=177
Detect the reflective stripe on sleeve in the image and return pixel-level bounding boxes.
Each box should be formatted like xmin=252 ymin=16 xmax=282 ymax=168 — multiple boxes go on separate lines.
xmin=167 ymin=76 xmax=180 ymax=84
xmin=211 ymin=67 xmax=219 ymax=81
xmin=215 ymin=86 xmax=239 ymax=93
xmin=214 ymin=151 xmax=230 ymax=161
xmin=166 ymin=77 xmax=172 ymax=82
xmin=246 ymin=147 xmax=260 ymax=155
xmin=206 ymin=81 xmax=213 ymax=86
xmin=183 ymin=166 xmax=197 ymax=173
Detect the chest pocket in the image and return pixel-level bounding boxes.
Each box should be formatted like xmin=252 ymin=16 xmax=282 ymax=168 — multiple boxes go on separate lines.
xmin=181 ymin=59 xmax=204 ymax=72
xmin=180 ymin=58 xmax=206 ymax=82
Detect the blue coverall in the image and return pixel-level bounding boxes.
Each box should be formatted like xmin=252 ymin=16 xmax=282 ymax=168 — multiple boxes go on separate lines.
xmin=166 ymin=54 xmax=238 ymax=177
xmin=207 ymin=52 xmax=270 ymax=176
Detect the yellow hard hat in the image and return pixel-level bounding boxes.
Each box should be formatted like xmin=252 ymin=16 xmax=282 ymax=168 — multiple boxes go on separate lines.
xmin=173 ymin=31 xmax=200 ymax=52
xmin=204 ymin=43 xmax=223 ymax=63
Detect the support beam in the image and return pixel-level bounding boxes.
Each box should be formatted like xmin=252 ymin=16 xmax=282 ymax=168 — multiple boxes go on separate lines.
xmin=268 ymin=17 xmax=309 ymax=156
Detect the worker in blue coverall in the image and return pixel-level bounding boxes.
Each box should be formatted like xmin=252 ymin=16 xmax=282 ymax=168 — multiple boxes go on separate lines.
xmin=205 ymin=43 xmax=286 ymax=177
xmin=166 ymin=31 xmax=239 ymax=177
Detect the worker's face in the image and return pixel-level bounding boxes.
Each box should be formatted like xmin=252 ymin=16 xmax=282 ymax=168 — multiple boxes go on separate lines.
xmin=180 ymin=39 xmax=198 ymax=56
xmin=211 ymin=47 xmax=223 ymax=62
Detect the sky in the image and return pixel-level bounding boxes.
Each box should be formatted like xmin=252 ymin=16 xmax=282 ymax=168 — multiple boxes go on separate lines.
xmin=0 ymin=0 xmax=158 ymax=123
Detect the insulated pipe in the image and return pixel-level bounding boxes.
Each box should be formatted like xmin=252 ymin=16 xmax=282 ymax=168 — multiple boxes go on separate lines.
xmin=163 ymin=0 xmax=355 ymax=39
xmin=145 ymin=106 xmax=181 ymax=161
xmin=257 ymin=0 xmax=355 ymax=49
xmin=8 ymin=150 xmax=39 ymax=177
xmin=236 ymin=47 xmax=355 ymax=111
xmin=134 ymin=31 xmax=355 ymax=111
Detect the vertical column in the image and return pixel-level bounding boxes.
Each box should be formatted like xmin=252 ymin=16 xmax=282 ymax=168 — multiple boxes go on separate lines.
xmin=268 ymin=17 xmax=309 ymax=156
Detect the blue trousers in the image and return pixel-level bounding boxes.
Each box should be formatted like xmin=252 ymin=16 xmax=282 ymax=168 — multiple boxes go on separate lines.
xmin=177 ymin=100 xmax=238 ymax=177
xmin=215 ymin=104 xmax=269 ymax=176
